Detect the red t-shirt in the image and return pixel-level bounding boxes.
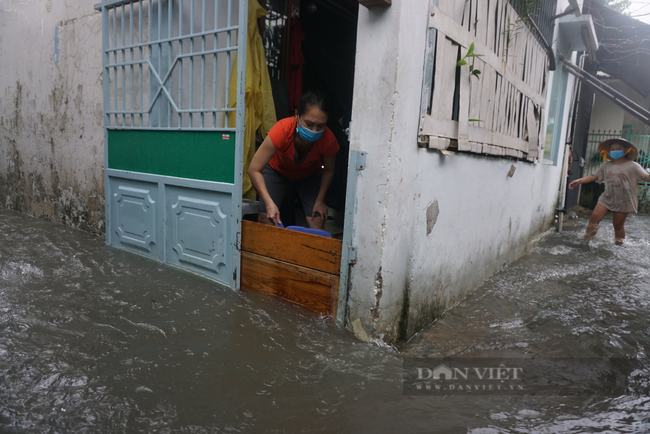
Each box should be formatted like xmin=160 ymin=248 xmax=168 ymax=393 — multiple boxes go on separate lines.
xmin=267 ymin=117 xmax=339 ymax=180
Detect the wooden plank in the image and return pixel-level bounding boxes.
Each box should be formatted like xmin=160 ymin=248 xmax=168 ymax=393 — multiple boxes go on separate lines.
xmin=458 ymin=139 xmax=472 ymax=152
xmin=494 ymin=0 xmax=503 ymax=58
xmin=470 ymin=0 xmax=479 ymax=34
xmin=513 ymin=89 xmax=522 ymax=139
xmin=534 ymin=42 xmax=546 ymax=93
xmin=460 ymin=0 xmax=469 ymax=30
xmin=510 ymin=85 xmax=519 ymax=137
xmin=420 ymin=117 xmax=458 ymax=139
xmin=505 ymin=84 xmax=517 ymax=136
xmin=241 ymin=220 xmax=342 ymax=275
xmin=437 ymin=0 xmax=453 ymax=17
xmin=504 ymin=81 xmax=512 ymax=135
xmin=538 ymin=46 xmax=548 ymax=95
xmin=508 ymin=84 xmax=517 ymax=136
xmin=492 ymin=73 xmax=503 ymax=132
xmin=476 ymin=0 xmax=487 ymax=41
xmin=507 ymin=6 xmax=520 ymax=72
xmin=481 ymin=64 xmax=495 ymax=129
xmin=497 ymin=80 xmax=508 ymax=134
xmin=468 ymin=58 xmax=483 ymax=121
xmin=241 ymin=252 xmax=339 ymax=316
xmin=524 ymin=34 xmax=535 ymax=84
xmin=422 ymin=119 xmax=529 ymax=153
xmin=520 ymin=97 xmax=528 ymax=140
xmin=453 ymin=0 xmax=467 ymax=24
xmin=531 ymin=42 xmax=539 ymax=93
xmin=430 ymin=6 xmax=546 ymax=107
xmin=505 ymin=148 xmax=519 ymax=157
xmin=467 ymin=125 xmax=529 ymax=152
xmin=432 ymin=36 xmax=459 ymax=121
xmin=520 ymin=35 xmax=527 ymax=83
xmin=513 ymin=23 xmax=523 ymax=79
xmin=501 ymin=82 xmax=509 ymax=135
xmin=435 ymin=37 xmax=459 ymax=119
xmin=513 ymin=10 xmax=525 ymax=79
xmin=518 ymin=22 xmax=528 ymax=79
xmin=457 ymin=58 xmax=471 ymax=151
xmin=427 ymin=137 xmax=451 ymax=150
xmin=535 ymin=46 xmax=545 ymax=95
xmin=506 ymin=83 xmax=515 ymax=136
xmin=486 ymin=0 xmax=497 ymax=55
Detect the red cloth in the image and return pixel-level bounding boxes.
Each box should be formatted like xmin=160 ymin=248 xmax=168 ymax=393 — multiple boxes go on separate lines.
xmin=288 ymin=17 xmax=305 ymax=111
xmin=267 ymin=117 xmax=339 ymax=180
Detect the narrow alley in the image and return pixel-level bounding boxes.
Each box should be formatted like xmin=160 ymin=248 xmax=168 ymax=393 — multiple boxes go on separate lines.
xmin=2 ymin=208 xmax=649 ymax=432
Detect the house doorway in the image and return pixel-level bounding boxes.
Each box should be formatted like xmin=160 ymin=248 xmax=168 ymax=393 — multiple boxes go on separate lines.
xmin=257 ymin=0 xmax=359 ymax=236
xmin=238 ymin=0 xmax=359 ymax=319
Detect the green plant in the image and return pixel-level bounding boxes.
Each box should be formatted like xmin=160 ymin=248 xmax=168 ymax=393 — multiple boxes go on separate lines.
xmin=456 ymin=42 xmax=483 ymax=79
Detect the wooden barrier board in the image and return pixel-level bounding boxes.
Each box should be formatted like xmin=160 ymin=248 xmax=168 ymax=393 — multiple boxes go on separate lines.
xmin=240 ymin=221 xmax=342 ymax=316
xmin=241 ymin=220 xmax=342 ymax=275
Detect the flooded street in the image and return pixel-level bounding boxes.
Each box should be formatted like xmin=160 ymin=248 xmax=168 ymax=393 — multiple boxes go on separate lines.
xmin=2 ymin=208 xmax=650 ymax=433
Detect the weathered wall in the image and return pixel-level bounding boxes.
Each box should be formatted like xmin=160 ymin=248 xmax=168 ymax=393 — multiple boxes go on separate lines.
xmin=346 ymin=0 xmax=579 ymax=342
xmin=0 ymin=1 xmax=104 ymax=233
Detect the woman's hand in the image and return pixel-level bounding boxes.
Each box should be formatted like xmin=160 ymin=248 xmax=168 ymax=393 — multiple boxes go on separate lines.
xmin=568 ymin=179 xmax=581 ymax=189
xmin=265 ymin=201 xmax=282 ymax=226
xmin=311 ymin=200 xmax=328 ymax=220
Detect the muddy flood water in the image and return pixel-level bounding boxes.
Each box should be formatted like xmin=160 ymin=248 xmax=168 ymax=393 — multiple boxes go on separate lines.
xmin=2 ymin=208 xmax=650 ymax=433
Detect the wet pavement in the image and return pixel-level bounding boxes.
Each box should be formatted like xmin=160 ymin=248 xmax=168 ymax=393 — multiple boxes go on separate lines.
xmin=1 ymin=208 xmax=650 ymax=433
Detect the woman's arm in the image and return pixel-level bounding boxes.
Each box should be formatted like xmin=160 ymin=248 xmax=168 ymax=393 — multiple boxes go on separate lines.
xmin=311 ymin=156 xmax=336 ymax=220
xmin=568 ymin=174 xmax=598 ymax=190
xmin=248 ymin=136 xmax=280 ymax=224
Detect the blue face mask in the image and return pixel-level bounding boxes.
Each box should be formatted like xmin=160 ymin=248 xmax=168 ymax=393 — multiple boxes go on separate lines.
xmin=296 ymin=117 xmax=324 ymax=142
xmin=610 ymin=150 xmax=625 ymax=160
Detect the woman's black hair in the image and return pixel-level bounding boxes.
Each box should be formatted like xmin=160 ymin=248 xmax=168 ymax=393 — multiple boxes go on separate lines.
xmin=296 ymin=91 xmax=329 ymax=116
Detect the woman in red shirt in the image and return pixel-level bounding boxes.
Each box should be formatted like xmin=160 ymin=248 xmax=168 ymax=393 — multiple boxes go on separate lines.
xmin=248 ymin=92 xmax=340 ymax=230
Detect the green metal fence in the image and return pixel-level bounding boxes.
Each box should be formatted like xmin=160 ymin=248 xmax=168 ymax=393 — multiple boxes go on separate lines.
xmin=584 ymin=131 xmax=650 ymax=179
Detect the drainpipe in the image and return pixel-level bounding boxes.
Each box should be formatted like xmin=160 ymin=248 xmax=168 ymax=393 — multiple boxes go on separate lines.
xmin=572 ymin=53 xmax=589 ymax=208
xmin=557 ymin=144 xmax=571 ymax=232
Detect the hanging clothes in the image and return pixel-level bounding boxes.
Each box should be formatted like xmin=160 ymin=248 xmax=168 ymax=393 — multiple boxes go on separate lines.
xmin=229 ymin=0 xmax=277 ymax=200
xmin=288 ymin=16 xmax=305 ymax=111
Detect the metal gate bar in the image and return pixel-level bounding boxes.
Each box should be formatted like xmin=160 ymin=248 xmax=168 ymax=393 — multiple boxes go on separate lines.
xmin=96 ymin=0 xmax=242 ymax=131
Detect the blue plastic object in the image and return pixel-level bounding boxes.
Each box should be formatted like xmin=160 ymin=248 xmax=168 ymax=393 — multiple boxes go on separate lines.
xmin=285 ymin=226 xmax=332 ymax=238
xmin=274 ymin=222 xmax=331 ymax=237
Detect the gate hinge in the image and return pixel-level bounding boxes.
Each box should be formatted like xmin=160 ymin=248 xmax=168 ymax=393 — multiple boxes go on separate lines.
xmin=348 ymin=246 xmax=357 ymax=265
xmin=356 ymin=152 xmax=367 ymax=170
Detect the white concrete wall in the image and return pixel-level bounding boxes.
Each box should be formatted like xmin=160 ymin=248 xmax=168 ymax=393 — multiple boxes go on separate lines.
xmin=0 ymin=0 xmax=104 ymax=232
xmin=590 ymin=79 xmax=650 ymax=134
xmin=346 ymin=0 xmax=578 ymax=342
xmin=589 ymin=80 xmax=628 ymax=133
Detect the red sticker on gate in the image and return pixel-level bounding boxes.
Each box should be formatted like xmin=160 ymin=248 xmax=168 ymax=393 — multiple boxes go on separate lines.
xmin=222 ymin=134 xmax=230 ymax=140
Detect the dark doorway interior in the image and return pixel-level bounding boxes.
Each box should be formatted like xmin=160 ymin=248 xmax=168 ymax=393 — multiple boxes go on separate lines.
xmin=260 ymin=0 xmax=358 ymax=231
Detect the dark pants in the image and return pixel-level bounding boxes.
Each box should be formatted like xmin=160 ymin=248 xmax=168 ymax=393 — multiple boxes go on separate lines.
xmin=257 ymin=165 xmax=322 ymax=218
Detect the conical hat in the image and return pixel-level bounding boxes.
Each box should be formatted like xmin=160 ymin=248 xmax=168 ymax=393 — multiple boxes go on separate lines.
xmin=596 ymin=137 xmax=638 ymax=161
